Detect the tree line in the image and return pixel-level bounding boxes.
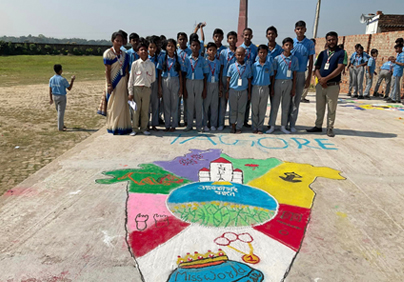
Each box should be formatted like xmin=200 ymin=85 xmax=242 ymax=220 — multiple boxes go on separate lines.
xmin=0 ymin=34 xmax=111 ymax=45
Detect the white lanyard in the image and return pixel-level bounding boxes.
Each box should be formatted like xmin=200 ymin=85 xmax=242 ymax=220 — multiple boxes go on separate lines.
xmin=111 ymin=48 xmax=124 ymax=75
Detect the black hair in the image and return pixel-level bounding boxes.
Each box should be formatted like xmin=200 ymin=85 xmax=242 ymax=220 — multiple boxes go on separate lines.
xmin=111 ymin=32 xmax=123 ymax=42
xmin=357 ymin=45 xmax=364 ymax=50
xmin=137 ymin=38 xmax=149 ymax=50
xmin=338 ymin=44 xmax=345 ymax=50
xmin=206 ymin=42 xmax=217 ymax=50
xmin=162 ymin=39 xmax=181 ymax=73
xmin=213 ymin=28 xmax=224 ymax=36
xmin=54 ymin=64 xmax=62 ymax=74
xmin=189 ymin=33 xmax=199 ymax=42
xmin=310 ymin=38 xmax=316 ymax=44
xmin=370 ymin=48 xmax=378 ymax=55
xmin=282 ymin=37 xmax=294 ymax=45
xmin=325 ymin=31 xmax=338 ymax=39
xmin=177 ymin=32 xmax=188 ymax=40
xmin=395 ymin=38 xmax=404 ymax=44
xmin=243 ymin=27 xmax=253 ymax=34
xmin=295 ymin=21 xmax=306 ymax=28
xmin=266 ymin=26 xmax=278 ymax=36
xmin=118 ymin=30 xmax=128 ymax=41
xmin=190 ymin=38 xmax=200 ymax=46
xmin=355 ymin=43 xmax=362 ymax=49
xmin=227 ymin=31 xmax=237 ymax=39
xmin=394 ymin=43 xmax=404 ymax=49
xmin=160 ymin=35 xmax=167 ymax=41
xmin=148 ymin=37 xmax=159 ymax=63
xmin=129 ymin=33 xmax=140 ymax=41
xmin=258 ymin=44 xmax=269 ymax=52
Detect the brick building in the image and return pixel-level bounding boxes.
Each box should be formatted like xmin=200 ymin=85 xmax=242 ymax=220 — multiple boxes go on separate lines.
xmin=365 ymin=11 xmax=404 ymax=34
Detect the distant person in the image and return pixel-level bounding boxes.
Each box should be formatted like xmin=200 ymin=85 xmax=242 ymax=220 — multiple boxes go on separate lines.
xmin=363 ymin=49 xmax=378 ymax=99
xmin=49 ymin=64 xmax=75 ymax=131
xmin=177 ymin=32 xmax=191 ymax=127
xmin=289 ymin=20 xmax=315 ymax=133
xmin=350 ymin=45 xmax=368 ymax=99
xmin=347 ymin=44 xmax=360 ymax=96
xmin=301 ymin=38 xmax=317 ymax=103
xmin=118 ymin=30 xmax=128 ymax=53
xmin=267 ymin=37 xmax=299 ymax=134
xmin=127 ymin=33 xmax=140 ymax=71
xmin=395 ymin=38 xmax=404 ymax=45
xmin=128 ymin=40 xmax=156 ymax=136
xmin=147 ymin=38 xmax=160 ymax=131
xmin=387 ymin=43 xmax=404 ymax=103
xmin=307 ymin=31 xmax=347 ymax=137
xmin=103 ymin=31 xmax=132 ymax=135
xmin=226 ymin=47 xmax=252 ymax=134
xmin=375 ymin=56 xmax=394 ymax=98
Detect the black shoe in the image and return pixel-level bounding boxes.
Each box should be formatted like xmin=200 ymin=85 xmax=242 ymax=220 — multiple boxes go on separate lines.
xmin=347 ymin=93 xmax=352 ymax=96
xmin=384 ymin=96 xmax=390 ymax=100
xmin=301 ymin=98 xmax=310 ymax=103
xmin=159 ymin=118 xmax=165 ymax=125
xmin=358 ymin=96 xmax=364 ymax=99
xmin=372 ymin=92 xmax=379 ymax=97
xmin=306 ymin=127 xmax=322 ymax=133
xmin=364 ymin=95 xmax=371 ymax=100
xmin=386 ymin=98 xmax=392 ymax=102
xmin=353 ymin=94 xmax=359 ymax=98
xmin=244 ymin=123 xmax=251 ymax=128
xmin=327 ymin=128 xmax=335 ymax=137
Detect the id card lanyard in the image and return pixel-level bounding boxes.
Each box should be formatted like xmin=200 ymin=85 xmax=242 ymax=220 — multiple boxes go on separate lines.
xmin=281 ymin=54 xmax=292 ymax=78
xmin=111 ymin=48 xmax=124 ymax=76
xmin=236 ymin=63 xmax=246 ymax=86
xmin=325 ymin=50 xmax=335 ymax=70
xmin=191 ymin=57 xmax=198 ymax=80
xmin=208 ymin=60 xmax=216 ymax=83
xmin=166 ymin=57 xmax=175 ymax=78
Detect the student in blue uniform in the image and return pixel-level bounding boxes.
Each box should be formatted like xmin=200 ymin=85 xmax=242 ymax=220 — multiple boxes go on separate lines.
xmin=157 ymin=39 xmax=183 ymax=132
xmin=251 ymin=45 xmax=274 ymax=134
xmin=212 ymin=28 xmax=226 ymax=60
xmin=148 ymin=38 xmax=160 ymax=131
xmin=349 ymin=45 xmax=368 ymax=98
xmin=127 ymin=33 xmax=140 ymax=72
xmin=183 ymin=38 xmax=208 ymax=132
xmin=266 ymin=26 xmax=283 ymax=60
xmin=363 ymin=49 xmax=378 ymax=99
xmin=267 ymin=38 xmax=299 ymax=134
xmin=226 ymin=47 xmax=252 ymax=134
xmin=388 ymin=43 xmax=404 ymax=103
xmin=177 ymin=32 xmax=192 ymax=127
xmin=218 ymin=31 xmax=238 ymax=131
xmin=289 ymin=21 xmax=315 ymax=133
xmin=375 ymin=56 xmax=395 ymax=98
xmin=188 ymin=23 xmax=205 ymax=56
xmin=203 ymin=42 xmax=221 ymax=132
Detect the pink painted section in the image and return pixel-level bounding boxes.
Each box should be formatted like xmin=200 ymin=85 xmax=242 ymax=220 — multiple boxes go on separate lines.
xmin=127 ymin=193 xmax=172 ymax=232
xmin=2 ymin=187 xmax=37 ymax=197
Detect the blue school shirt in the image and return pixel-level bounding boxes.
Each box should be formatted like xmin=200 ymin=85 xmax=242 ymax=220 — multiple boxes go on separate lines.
xmin=367 ymin=57 xmax=376 ymax=74
xmin=220 ymin=48 xmax=237 ymax=77
xmin=127 ymin=48 xmax=140 ymax=72
xmin=240 ymin=42 xmax=258 ymax=65
xmin=255 ymin=43 xmax=283 ymax=64
xmin=183 ymin=55 xmax=208 ymax=80
xmin=216 ymin=45 xmax=227 ymax=60
xmin=273 ymin=54 xmax=299 ymax=80
xmin=177 ymin=47 xmax=192 ymax=68
xmin=205 ymin=58 xmax=221 ymax=82
xmin=156 ymin=54 xmax=180 ymax=78
xmin=227 ymin=62 xmax=252 ymax=91
xmin=292 ymin=37 xmax=315 ymax=72
xmin=350 ymin=52 xmax=368 ymax=66
xmin=148 ymin=54 xmax=159 ymax=78
xmin=393 ymin=52 xmax=404 ymax=77
xmin=252 ymin=59 xmax=274 ymax=86
xmin=49 ymin=75 xmax=70 ymax=95
xmin=187 ymin=41 xmax=205 ymax=56
xmin=380 ymin=61 xmax=393 ymax=71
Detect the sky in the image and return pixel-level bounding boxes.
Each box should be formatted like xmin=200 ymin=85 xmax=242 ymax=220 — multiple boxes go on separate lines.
xmin=1 ymin=0 xmax=403 ymax=44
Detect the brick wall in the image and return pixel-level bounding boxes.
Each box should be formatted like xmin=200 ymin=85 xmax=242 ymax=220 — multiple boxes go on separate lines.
xmin=315 ymin=31 xmax=404 ymax=94
xmin=379 ymin=14 xmax=404 ymax=33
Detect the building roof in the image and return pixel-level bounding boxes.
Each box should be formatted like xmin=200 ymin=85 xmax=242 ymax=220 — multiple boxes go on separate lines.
xmin=234 ymin=168 xmax=243 ymax=172
xmin=199 ymin=167 xmax=209 ymax=172
xmin=211 ymin=157 xmax=231 ymax=164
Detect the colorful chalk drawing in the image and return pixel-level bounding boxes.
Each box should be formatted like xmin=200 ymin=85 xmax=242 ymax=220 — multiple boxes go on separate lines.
xmin=338 ymin=98 xmax=404 ymax=111
xmin=96 ymin=149 xmax=345 ymax=281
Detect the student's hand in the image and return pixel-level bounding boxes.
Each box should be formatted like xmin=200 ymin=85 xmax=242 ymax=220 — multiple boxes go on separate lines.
xmin=107 ymin=85 xmax=113 ymax=94
xmin=374 ymin=71 xmax=377 ymax=75
xmin=202 ymin=89 xmax=207 ymax=99
xmin=271 ymin=87 xmax=275 ymax=97
xmin=356 ymin=65 xmax=360 ymax=68
xmin=179 ymin=87 xmax=183 ymax=98
xmin=184 ymin=89 xmax=188 ymax=99
xmin=304 ymin=77 xmax=311 ymax=88
xmin=342 ymin=69 xmax=346 ymax=75
xmin=128 ymin=95 xmax=134 ymax=101
xmin=291 ymin=89 xmax=296 ymax=97
xmin=226 ymin=91 xmax=229 ymax=100
xmin=248 ymin=93 xmax=251 ymax=100
xmin=158 ymin=87 xmax=163 ymax=98
xmin=71 ymin=75 xmax=76 ymax=80
xmin=49 ymin=99 xmax=53 ymax=105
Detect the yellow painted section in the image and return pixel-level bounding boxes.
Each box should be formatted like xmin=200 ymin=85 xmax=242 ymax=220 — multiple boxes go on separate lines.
xmin=248 ymin=162 xmax=345 ymax=209
xmin=212 ymin=181 xmax=233 ymax=186
xmin=336 ymin=212 xmax=348 ymax=218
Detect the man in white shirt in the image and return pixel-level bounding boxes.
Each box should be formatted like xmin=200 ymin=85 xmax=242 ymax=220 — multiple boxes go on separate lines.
xmin=128 ymin=41 xmax=156 ymax=135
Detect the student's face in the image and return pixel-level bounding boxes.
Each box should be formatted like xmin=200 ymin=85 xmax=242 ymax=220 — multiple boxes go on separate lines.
xmin=190 ymin=41 xmax=200 ymax=55
xmin=166 ymin=42 xmax=176 ymax=55
xmin=207 ymin=46 xmax=217 ymax=58
xmin=112 ymin=35 xmax=123 ymax=49
xmin=243 ymin=30 xmax=253 ymax=44
xmin=395 ymin=47 xmax=403 ymax=54
xmin=373 ymin=52 xmax=378 ymax=58
xmin=258 ymin=49 xmax=268 ymax=61
xmin=326 ymin=36 xmax=338 ymax=49
xmin=266 ymin=30 xmax=277 ymax=42
xmin=294 ymin=26 xmax=306 ymax=37
xmin=148 ymin=43 xmax=156 ymax=56
xmin=357 ymin=48 xmax=363 ymax=55
xmin=213 ymin=34 xmax=224 ymax=45
xmin=130 ymin=38 xmax=139 ymax=49
xmin=236 ymin=49 xmax=245 ymax=63
xmin=227 ymin=35 xmax=237 ymax=46
xmin=138 ymin=46 xmax=148 ymax=60
xmin=178 ymin=35 xmax=188 ymax=48
xmin=283 ymin=42 xmax=293 ymax=52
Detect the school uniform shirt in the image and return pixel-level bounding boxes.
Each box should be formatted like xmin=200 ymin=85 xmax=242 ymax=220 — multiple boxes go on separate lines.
xmin=393 ymin=52 xmax=404 ymax=77
xmin=220 ymin=48 xmax=237 ymax=78
xmin=177 ymin=47 xmax=192 ymax=68
xmin=216 ymin=45 xmax=227 ymax=60
xmin=205 ymin=58 xmax=222 ymax=83
xmin=255 ymin=43 xmax=283 ymax=64
xmin=380 ymin=61 xmax=394 ymax=71
xmin=367 ymin=57 xmax=376 ymax=74
xmin=156 ymin=54 xmax=180 ymax=78
xmin=227 ymin=62 xmax=252 ymax=91
xmin=273 ymin=54 xmax=299 ymax=80
xmin=49 ymin=75 xmax=70 ymax=95
xmin=148 ymin=54 xmax=159 ymax=79
xmin=350 ymin=52 xmax=368 ymax=66
xmin=183 ymin=55 xmax=209 ymax=80
xmin=315 ymin=47 xmax=347 ymax=83
xmin=187 ymin=41 xmax=205 ymax=56
xmin=292 ymin=37 xmax=315 ymax=72
xmin=128 ymin=58 xmax=156 ymax=95
xmin=240 ymin=42 xmax=258 ymax=65
xmin=127 ymin=48 xmax=140 ymax=72
xmin=252 ymin=59 xmax=274 ymax=86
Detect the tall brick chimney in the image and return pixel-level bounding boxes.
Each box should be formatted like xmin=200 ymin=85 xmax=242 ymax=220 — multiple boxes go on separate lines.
xmin=237 ymin=0 xmax=248 ymax=46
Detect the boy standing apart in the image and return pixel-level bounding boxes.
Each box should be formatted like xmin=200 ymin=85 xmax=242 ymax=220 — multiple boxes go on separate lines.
xmin=251 ymin=45 xmax=274 ymax=134
xmin=363 ymin=49 xmax=378 ymax=99
xmin=267 ymin=38 xmax=299 ymax=134
xmin=128 ymin=41 xmax=156 ymax=136
xmin=218 ymin=31 xmax=238 ymax=131
xmin=388 ymin=43 xmax=404 ymax=103
xmin=289 ymin=21 xmax=315 ymax=133
xmin=226 ymin=47 xmax=252 ymax=134
xmin=375 ymin=56 xmax=394 ymax=98
xmin=49 ymin=64 xmax=75 ymax=131
xmin=127 ymin=33 xmax=140 ymax=72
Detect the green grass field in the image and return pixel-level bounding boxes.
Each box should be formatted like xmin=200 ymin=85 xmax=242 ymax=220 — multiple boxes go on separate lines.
xmin=0 ymin=55 xmax=105 ymax=86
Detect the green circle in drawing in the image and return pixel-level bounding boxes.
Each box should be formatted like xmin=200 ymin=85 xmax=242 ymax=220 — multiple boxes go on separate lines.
xmin=166 ymin=181 xmax=278 ymax=227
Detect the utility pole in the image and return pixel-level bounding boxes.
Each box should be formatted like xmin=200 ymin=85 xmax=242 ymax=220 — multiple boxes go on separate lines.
xmin=313 ymin=0 xmax=321 ymax=38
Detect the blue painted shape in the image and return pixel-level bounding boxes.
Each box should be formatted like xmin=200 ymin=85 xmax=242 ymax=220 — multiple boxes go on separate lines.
xmin=314 ymin=138 xmax=338 ymax=150
xmin=257 ymin=137 xmax=288 ymax=149
xmin=167 ymin=182 xmax=278 ymax=210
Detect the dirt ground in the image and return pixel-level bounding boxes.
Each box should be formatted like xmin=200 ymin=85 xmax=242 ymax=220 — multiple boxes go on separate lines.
xmin=0 ymin=80 xmax=106 ymax=196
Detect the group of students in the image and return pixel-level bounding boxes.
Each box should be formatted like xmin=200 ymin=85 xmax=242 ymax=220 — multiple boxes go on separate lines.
xmin=347 ymin=38 xmax=404 ymax=103
xmin=101 ymin=21 xmax=317 ymax=136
